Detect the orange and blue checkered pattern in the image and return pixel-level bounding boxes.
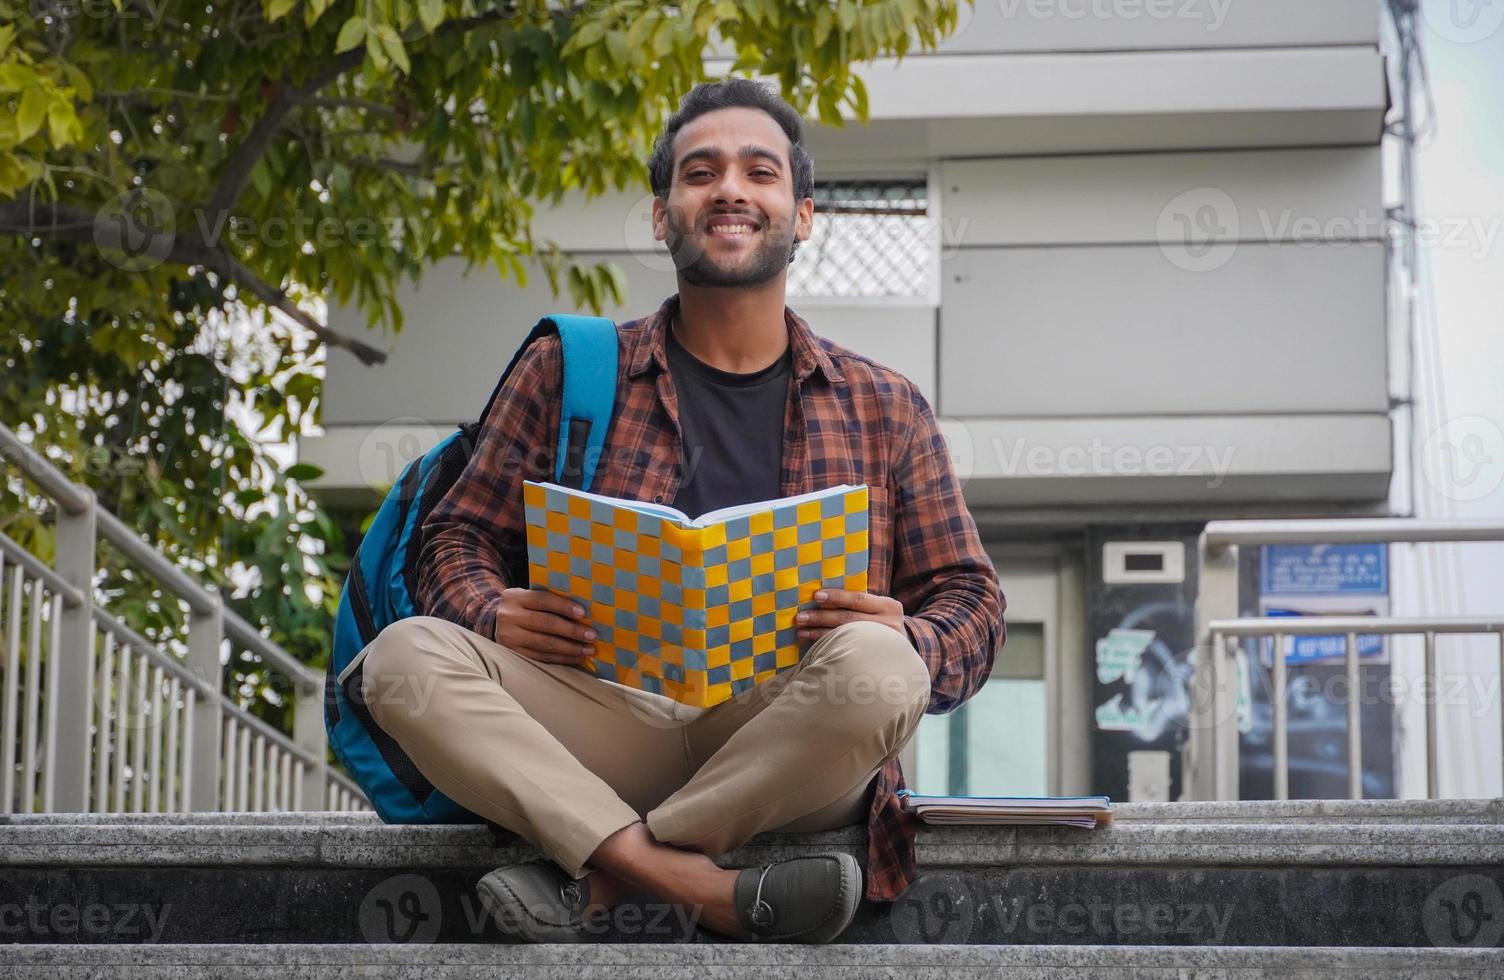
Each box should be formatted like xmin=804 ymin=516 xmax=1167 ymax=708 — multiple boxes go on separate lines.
xmin=523 ymin=481 xmax=870 ymax=708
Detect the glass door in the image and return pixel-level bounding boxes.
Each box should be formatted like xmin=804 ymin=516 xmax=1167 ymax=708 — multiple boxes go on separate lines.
xmin=904 ymin=553 xmax=1065 ymax=797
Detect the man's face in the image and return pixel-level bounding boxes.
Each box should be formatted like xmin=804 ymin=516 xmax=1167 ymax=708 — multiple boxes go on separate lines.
xmin=652 ymin=107 xmax=814 ymax=289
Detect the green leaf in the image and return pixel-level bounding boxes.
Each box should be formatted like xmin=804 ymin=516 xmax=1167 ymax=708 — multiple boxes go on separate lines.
xmin=376 ymin=26 xmax=410 ymax=74
xmin=285 ymin=463 xmax=324 ymax=482
xmin=365 ymin=31 xmax=389 ymax=70
xmin=250 ymin=158 xmax=272 ymax=198
xmin=16 ymin=87 xmax=46 ymax=143
xmin=334 ymin=15 xmax=367 ymax=53
xmin=605 ymin=29 xmax=628 ymax=67
xmin=417 ymin=0 xmax=444 ymax=33
xmin=266 ymin=0 xmax=297 ymax=22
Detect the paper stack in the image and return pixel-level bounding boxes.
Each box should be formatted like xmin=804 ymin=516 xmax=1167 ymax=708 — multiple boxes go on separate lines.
xmin=898 ymin=791 xmax=1113 ymax=828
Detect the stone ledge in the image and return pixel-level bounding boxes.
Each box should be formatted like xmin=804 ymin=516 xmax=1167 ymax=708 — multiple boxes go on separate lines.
xmin=3 ymin=804 xmax=1503 ymax=869
xmin=0 ymin=943 xmax=1496 ymax=979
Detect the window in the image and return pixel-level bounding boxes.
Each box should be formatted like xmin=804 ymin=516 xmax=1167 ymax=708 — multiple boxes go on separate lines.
xmin=787 ymin=178 xmax=932 ymax=300
xmin=913 ymin=622 xmax=1047 ymax=796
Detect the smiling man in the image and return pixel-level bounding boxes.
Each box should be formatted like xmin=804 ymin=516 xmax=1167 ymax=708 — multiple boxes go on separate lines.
xmin=361 ymin=78 xmax=1006 ymax=945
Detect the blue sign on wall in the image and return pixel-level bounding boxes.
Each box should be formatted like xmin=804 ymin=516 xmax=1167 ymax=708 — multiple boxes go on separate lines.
xmin=1259 ymin=544 xmax=1389 ymax=666
xmin=1260 ymin=544 xmax=1388 ymax=596
xmin=1263 ymin=607 xmax=1385 ymax=664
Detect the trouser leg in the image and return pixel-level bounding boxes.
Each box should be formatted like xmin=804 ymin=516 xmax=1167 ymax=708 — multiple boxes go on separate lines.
xmin=645 ymin=620 xmax=930 ymax=855
xmin=360 ymin=615 xmax=693 ymax=877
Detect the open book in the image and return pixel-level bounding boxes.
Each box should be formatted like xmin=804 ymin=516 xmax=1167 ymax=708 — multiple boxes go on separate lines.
xmin=523 ymin=480 xmax=870 ymax=710
xmin=898 ymin=791 xmax=1114 ymax=828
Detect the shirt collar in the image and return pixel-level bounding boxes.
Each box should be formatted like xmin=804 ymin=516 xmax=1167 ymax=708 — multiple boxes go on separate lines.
xmin=626 ymin=293 xmax=845 ymax=385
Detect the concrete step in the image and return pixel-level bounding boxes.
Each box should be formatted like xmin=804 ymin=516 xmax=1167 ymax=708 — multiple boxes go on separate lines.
xmin=0 ymin=943 xmax=1500 ymax=979
xmin=2 ymin=801 xmax=1502 ymax=948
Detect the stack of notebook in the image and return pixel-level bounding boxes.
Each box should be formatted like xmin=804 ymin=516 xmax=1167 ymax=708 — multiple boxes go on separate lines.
xmin=898 ymin=791 xmax=1113 ymax=828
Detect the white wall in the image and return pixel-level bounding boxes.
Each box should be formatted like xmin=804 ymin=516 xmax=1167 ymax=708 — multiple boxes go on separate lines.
xmin=306 ymin=3 xmax=1393 ymax=514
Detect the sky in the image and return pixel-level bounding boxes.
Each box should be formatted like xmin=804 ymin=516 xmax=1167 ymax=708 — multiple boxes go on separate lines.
xmin=1389 ymin=0 xmax=1504 ymax=797
xmin=1419 ymin=0 xmax=1504 ymax=524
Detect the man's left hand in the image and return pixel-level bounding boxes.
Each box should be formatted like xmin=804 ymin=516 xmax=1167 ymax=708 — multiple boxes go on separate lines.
xmin=795 ymin=589 xmax=905 ymax=643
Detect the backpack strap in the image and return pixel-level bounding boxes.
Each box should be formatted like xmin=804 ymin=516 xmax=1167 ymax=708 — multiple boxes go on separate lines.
xmin=481 ymin=313 xmax=618 ymax=492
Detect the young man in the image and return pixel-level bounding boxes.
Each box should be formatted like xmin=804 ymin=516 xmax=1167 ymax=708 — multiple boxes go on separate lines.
xmin=362 ymin=78 xmax=1005 ymax=944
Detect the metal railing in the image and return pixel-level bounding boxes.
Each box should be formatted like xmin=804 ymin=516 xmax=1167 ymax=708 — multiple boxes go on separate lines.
xmin=1189 ymin=518 xmax=1504 ymax=802
xmin=0 ymin=421 xmax=366 ymax=815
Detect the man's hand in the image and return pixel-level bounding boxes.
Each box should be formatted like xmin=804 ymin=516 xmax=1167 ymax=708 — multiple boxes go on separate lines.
xmin=794 ymin=589 xmax=905 ymax=644
xmin=494 ymin=587 xmax=597 ymax=665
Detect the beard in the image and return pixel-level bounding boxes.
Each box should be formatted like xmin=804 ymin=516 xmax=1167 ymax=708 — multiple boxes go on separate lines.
xmin=664 ymin=205 xmax=796 ymax=288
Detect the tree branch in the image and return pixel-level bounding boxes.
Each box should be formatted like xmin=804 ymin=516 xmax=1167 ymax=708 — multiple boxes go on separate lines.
xmin=0 ymin=198 xmax=388 ymax=366
xmin=348 ymin=155 xmax=429 ymax=178
xmin=294 ymin=96 xmax=402 ymax=117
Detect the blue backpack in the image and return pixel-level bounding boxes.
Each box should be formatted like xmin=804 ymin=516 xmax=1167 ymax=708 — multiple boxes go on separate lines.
xmin=325 ymin=314 xmax=619 ymax=823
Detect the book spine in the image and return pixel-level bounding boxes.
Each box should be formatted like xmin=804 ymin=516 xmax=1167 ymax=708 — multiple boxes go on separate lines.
xmin=669 ymin=523 xmax=708 ymax=644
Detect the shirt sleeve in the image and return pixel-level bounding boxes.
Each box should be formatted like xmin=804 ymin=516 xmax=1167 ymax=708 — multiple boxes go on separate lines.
xmin=888 ymin=381 xmax=1007 ymax=714
xmin=414 ymin=335 xmax=562 ymax=642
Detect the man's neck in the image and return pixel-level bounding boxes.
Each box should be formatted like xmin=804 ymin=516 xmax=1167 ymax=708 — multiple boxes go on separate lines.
xmin=671 ymin=278 xmax=791 ymax=374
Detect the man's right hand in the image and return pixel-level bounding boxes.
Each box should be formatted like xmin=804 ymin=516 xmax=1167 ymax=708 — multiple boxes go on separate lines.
xmin=494 ymin=587 xmax=598 ymax=665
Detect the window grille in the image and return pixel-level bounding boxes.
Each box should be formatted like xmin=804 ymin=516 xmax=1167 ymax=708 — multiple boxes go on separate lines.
xmin=788 ymin=178 xmax=932 ymax=300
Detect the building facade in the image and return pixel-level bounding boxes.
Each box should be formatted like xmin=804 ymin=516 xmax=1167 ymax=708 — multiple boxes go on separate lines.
xmin=302 ymin=1 xmax=1395 ymax=804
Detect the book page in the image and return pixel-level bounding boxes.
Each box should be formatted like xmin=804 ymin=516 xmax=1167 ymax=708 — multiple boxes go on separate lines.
xmin=689 ymin=484 xmax=866 ymax=527
xmin=527 ymin=481 xmax=694 ymax=524
xmin=529 ymin=480 xmax=866 ymax=529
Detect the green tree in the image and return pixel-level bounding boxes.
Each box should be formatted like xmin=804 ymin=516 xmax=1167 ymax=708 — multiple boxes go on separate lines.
xmin=0 ymin=0 xmax=964 ymax=728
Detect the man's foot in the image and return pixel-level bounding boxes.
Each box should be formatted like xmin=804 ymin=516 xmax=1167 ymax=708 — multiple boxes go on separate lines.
xmin=731 ymin=852 xmax=862 ymax=944
xmin=476 ymin=860 xmax=600 ymax=943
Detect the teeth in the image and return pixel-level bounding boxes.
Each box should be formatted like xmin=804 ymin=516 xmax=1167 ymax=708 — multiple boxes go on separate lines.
xmin=712 ymin=223 xmax=754 ymax=234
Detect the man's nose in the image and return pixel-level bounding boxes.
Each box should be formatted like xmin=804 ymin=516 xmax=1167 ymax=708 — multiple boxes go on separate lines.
xmin=712 ymin=170 xmax=751 ymax=204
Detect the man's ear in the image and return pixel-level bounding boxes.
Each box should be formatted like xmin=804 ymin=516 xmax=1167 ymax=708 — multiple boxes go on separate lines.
xmin=795 ymin=196 xmax=815 ymax=242
xmin=651 ymin=195 xmax=668 ymax=243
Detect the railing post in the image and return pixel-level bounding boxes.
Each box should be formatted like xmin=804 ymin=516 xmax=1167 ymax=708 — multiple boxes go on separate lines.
xmin=52 ymin=488 xmax=97 ymax=812
xmin=1189 ymin=529 xmax=1241 ymax=801
xmin=293 ymin=674 xmax=326 ymax=810
xmin=186 ymin=597 xmax=224 ymax=811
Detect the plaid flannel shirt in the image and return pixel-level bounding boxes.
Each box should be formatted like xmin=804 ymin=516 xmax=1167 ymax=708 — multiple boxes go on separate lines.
xmin=416 ymin=293 xmax=1006 ymax=902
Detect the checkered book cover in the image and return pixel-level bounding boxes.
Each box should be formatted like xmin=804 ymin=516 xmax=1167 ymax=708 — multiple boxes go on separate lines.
xmin=522 ymin=480 xmax=870 ymax=709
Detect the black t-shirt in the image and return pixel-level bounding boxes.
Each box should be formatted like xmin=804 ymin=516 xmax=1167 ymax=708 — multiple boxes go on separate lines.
xmin=666 ymin=320 xmax=791 ymax=520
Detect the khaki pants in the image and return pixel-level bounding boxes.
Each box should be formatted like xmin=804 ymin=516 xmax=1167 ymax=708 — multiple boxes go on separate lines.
xmin=361 ymin=616 xmax=930 ymax=878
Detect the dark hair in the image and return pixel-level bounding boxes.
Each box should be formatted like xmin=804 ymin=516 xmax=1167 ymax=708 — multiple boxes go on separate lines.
xmin=647 ymin=79 xmax=815 ymax=204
